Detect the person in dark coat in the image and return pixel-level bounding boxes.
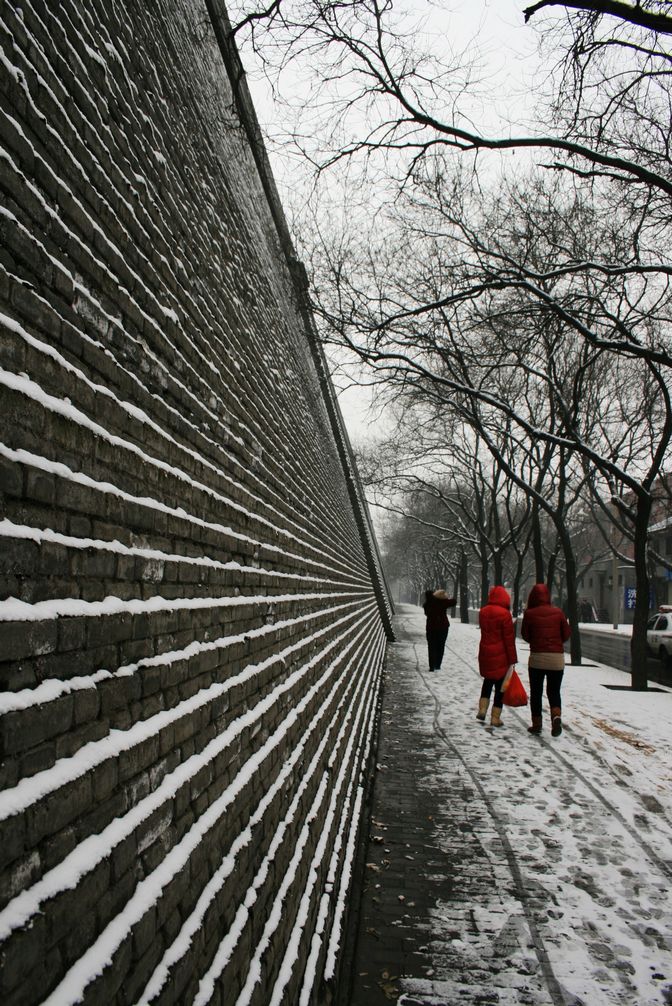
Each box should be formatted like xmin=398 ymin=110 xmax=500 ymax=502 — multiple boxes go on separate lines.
xmin=521 ymin=583 xmax=571 ymax=736
xmin=422 ymin=589 xmax=456 ymax=672
xmin=477 ymin=585 xmax=518 ymax=727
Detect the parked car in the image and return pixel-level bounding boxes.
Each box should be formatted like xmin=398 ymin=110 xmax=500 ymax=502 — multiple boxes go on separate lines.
xmin=646 ymin=607 xmax=672 ymax=666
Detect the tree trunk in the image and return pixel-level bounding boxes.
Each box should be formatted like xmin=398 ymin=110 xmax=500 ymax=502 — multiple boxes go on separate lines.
xmin=532 ymin=504 xmax=544 ymax=582
xmin=492 ymin=549 xmax=503 ymax=586
xmin=452 ymin=566 xmax=460 ymax=601
xmin=631 ymin=494 xmax=652 ymax=690
xmin=479 ymin=538 xmax=489 ymax=605
xmin=555 ymin=521 xmax=582 ymax=665
xmin=512 ymin=546 xmax=525 ymax=616
xmin=459 ymin=551 xmax=469 ymax=623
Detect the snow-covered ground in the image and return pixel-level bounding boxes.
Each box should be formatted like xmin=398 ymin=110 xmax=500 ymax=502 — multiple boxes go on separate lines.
xmin=391 ymin=608 xmax=672 ymax=1006
xmin=577 ymin=622 xmax=632 ymax=636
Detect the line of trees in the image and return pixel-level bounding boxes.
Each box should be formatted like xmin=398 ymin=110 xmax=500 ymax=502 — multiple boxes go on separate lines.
xmin=356 ymin=397 xmax=664 ymax=665
xmin=228 ymin=1 xmax=672 ymax=687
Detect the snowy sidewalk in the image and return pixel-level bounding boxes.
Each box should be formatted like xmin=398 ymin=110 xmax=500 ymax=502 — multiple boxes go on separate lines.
xmin=346 ymin=604 xmax=672 ymax=1006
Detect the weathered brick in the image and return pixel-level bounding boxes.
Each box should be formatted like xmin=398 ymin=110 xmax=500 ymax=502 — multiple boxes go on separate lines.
xmin=86 ymin=613 xmax=133 ymax=648
xmin=24 ymin=468 xmax=57 ymax=506
xmin=2 ymin=695 xmax=73 ymax=755
xmin=26 ymin=773 xmax=92 ymax=845
xmin=0 ymin=454 xmax=24 ymax=499
xmin=0 ymin=539 xmax=39 ymax=576
xmin=0 ymin=620 xmax=58 ymax=662
xmin=98 ymin=675 xmax=138 ymax=716
xmin=72 ymin=685 xmax=101 ymax=724
xmin=61 ymin=910 xmax=98 ymax=969
xmin=0 ymin=849 xmax=41 ymax=908
xmin=40 ymin=825 xmax=78 ymax=874
xmin=55 ymin=719 xmax=108 ymax=759
xmin=120 ymin=733 xmax=162 ymax=783
xmin=0 ymin=912 xmax=47 ymax=995
xmin=80 ymin=936 xmax=133 ymax=1006
xmin=120 ymin=939 xmax=165 ymax=1005
xmin=131 ymin=904 xmax=157 ymax=960
xmin=67 ymin=515 xmax=93 ymax=538
xmin=46 ymin=858 xmax=112 ymax=949
xmin=18 ymin=739 xmax=57 ymax=779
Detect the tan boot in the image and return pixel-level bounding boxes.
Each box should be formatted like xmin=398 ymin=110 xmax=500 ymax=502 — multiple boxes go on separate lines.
xmin=490 ymin=706 xmax=503 ymax=727
xmin=551 ymin=707 xmax=562 ymax=736
xmin=476 ymin=697 xmax=489 ymax=722
xmin=528 ymin=715 xmax=542 ymax=735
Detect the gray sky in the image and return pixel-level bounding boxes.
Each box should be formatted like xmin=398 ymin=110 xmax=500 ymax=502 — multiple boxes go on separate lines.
xmin=242 ymin=1 xmax=546 ymax=442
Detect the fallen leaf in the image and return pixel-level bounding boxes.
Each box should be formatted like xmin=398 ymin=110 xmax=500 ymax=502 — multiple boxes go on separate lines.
xmin=591 ymin=716 xmax=656 ymax=753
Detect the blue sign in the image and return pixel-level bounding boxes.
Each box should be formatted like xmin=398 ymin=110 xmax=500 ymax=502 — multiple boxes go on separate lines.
xmin=624 ymin=586 xmax=655 ymax=609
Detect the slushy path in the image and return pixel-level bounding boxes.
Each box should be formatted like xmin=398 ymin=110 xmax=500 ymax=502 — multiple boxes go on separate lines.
xmin=347 ymin=604 xmax=672 ymax=1006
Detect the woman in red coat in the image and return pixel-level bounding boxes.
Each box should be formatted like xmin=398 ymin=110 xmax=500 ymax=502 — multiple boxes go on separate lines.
xmin=477 ymin=585 xmax=518 ymax=727
xmin=521 ymin=583 xmax=571 ymax=736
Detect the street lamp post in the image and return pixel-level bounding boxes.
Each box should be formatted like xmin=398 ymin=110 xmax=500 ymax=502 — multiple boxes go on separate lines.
xmin=612 ymin=498 xmax=620 ymax=630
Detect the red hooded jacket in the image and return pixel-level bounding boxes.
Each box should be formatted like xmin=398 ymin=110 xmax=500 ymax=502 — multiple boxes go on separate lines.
xmin=478 ymin=586 xmax=518 ymax=680
xmin=521 ymin=584 xmax=571 ymax=653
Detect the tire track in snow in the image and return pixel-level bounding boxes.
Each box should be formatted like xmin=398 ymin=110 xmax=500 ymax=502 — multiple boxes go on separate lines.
xmin=442 ymin=640 xmax=672 ymax=887
xmin=414 ymin=641 xmax=574 ymax=1006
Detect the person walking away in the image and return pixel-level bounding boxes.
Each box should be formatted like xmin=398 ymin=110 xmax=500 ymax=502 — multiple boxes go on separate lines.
xmin=423 ymin=589 xmax=456 ymax=672
xmin=477 ymin=585 xmax=518 ymax=727
xmin=521 ymin=583 xmax=571 ymax=736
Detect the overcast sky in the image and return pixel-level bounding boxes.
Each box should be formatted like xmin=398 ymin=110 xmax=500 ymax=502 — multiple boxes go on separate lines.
xmin=244 ymin=0 xmax=545 ymax=159
xmin=242 ymin=1 xmax=547 ymax=442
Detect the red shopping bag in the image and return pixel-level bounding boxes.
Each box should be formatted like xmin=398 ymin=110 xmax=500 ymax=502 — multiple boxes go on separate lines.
xmin=502 ymin=668 xmax=528 ymax=707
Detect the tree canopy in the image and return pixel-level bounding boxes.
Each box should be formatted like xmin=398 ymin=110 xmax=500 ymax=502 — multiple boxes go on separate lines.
xmin=227 ymin=0 xmax=672 ymax=685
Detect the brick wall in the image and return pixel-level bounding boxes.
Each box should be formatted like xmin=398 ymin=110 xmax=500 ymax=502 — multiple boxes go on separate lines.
xmin=0 ymin=1 xmax=392 ymax=1003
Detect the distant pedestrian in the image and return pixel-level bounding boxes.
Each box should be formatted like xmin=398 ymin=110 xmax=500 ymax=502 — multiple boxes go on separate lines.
xmin=422 ymin=589 xmax=456 ymax=672
xmin=477 ymin=585 xmax=518 ymax=727
xmin=521 ymin=583 xmax=571 ymax=736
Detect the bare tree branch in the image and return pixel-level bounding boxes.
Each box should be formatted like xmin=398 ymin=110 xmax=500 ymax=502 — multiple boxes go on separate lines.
xmin=524 ymin=1 xmax=672 ymax=36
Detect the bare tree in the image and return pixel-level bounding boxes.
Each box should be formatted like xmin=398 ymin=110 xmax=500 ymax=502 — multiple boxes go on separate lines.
xmin=308 ymin=165 xmax=672 ymax=682
xmin=359 ymin=415 xmax=536 ymax=614
xmin=226 ymin=0 xmax=672 ymax=685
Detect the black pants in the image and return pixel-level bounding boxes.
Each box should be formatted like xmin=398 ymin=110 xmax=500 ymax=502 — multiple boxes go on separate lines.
xmin=529 ymin=667 xmax=564 ymax=717
xmin=426 ymin=628 xmax=448 ymax=671
xmin=480 ymin=675 xmax=506 ymax=708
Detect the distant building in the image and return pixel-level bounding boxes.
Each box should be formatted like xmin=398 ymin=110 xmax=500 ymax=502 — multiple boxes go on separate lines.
xmin=576 ymin=482 xmax=672 ymax=623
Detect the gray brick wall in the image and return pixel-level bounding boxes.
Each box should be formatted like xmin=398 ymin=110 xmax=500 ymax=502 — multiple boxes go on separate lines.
xmin=0 ymin=1 xmax=392 ymax=1002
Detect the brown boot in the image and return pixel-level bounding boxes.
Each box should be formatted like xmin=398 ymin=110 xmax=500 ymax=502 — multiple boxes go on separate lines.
xmin=476 ymin=697 xmax=489 ymax=722
xmin=528 ymin=715 xmax=542 ymax=735
xmin=551 ymin=707 xmax=562 ymax=736
xmin=490 ymin=706 xmax=503 ymax=727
